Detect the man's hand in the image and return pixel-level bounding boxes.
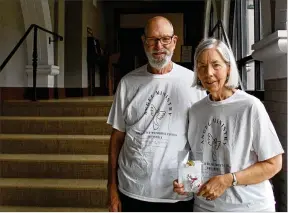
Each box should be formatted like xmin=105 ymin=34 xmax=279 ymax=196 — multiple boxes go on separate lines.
xmin=197 ymin=174 xmax=232 ymax=201
xmin=173 ymin=179 xmax=188 ymax=195
xmin=108 ymin=184 xmax=121 ymax=212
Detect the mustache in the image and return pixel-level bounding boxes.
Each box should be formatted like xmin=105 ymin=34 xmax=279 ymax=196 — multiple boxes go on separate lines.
xmin=150 ymin=49 xmax=170 ymax=54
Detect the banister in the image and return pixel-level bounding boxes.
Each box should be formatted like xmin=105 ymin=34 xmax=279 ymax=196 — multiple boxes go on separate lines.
xmin=0 ymin=24 xmax=63 ymax=72
xmin=34 ymin=24 xmax=63 ymax=41
xmin=0 ymin=24 xmax=63 ymax=101
xmin=0 ymin=24 xmax=34 ymax=71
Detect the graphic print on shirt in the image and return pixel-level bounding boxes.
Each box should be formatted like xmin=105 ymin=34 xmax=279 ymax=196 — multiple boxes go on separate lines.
xmin=200 ymin=118 xmax=228 ymax=161
xmin=195 ymin=117 xmax=231 ymax=181
xmin=198 ymin=117 xmax=231 ymax=182
xmin=140 ymin=90 xmax=173 ymax=133
xmin=150 ymin=104 xmax=166 ymax=130
xmin=133 ymin=89 xmax=176 ymax=160
xmin=207 ymin=133 xmax=221 ymax=161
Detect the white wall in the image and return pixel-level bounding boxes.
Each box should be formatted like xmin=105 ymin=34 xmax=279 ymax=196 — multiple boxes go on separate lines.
xmin=0 ymin=0 xmax=27 ymax=87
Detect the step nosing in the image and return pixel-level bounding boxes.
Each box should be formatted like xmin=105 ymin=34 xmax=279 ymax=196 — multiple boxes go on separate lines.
xmin=0 ymin=154 xmax=108 ymax=162
xmin=0 ymin=134 xmax=111 ymax=140
xmin=0 ymin=206 xmax=108 ymax=212
xmin=0 ymin=178 xmax=107 ymax=189
xmin=0 ymin=116 xmax=108 ymax=120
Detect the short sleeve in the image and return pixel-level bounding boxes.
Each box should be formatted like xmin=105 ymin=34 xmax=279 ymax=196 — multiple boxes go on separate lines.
xmin=107 ymin=79 xmax=127 ymax=132
xmin=188 ymin=87 xmax=207 ymax=107
xmin=252 ymin=100 xmax=284 ymax=161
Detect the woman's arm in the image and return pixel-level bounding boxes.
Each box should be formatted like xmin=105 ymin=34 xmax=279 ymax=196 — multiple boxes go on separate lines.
xmin=236 ymin=154 xmax=282 ymax=185
xmin=197 ymin=154 xmax=283 ymax=200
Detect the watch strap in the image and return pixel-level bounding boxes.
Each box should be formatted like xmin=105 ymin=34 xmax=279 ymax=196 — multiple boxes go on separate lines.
xmin=231 ymin=172 xmax=237 ymax=186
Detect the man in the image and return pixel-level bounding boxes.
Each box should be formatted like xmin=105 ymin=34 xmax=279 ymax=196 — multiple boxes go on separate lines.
xmin=107 ymin=16 xmax=206 ymax=212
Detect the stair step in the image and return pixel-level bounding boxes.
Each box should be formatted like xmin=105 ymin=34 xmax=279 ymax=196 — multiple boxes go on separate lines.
xmin=0 ymin=178 xmax=107 ymax=189
xmin=0 ymin=117 xmax=111 ymax=135
xmin=0 ymin=178 xmax=108 ymax=207
xmin=0 ymin=134 xmax=110 ymax=154
xmin=0 ymin=154 xmax=108 ymax=162
xmin=3 ymin=97 xmax=113 ymax=117
xmin=0 ymin=154 xmax=108 ymax=179
xmin=0 ymin=206 xmax=107 ymax=212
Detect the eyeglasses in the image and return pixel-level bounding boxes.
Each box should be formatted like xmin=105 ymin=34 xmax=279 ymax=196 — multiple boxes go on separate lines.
xmin=144 ymin=35 xmax=174 ymax=46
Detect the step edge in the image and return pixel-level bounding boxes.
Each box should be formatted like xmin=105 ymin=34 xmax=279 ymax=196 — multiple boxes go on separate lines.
xmin=0 ymin=206 xmax=108 ymax=212
xmin=0 ymin=134 xmax=110 ymax=140
xmin=0 ymin=116 xmax=108 ymax=120
xmin=0 ymin=154 xmax=108 ymax=162
xmin=0 ymin=178 xmax=107 ymax=189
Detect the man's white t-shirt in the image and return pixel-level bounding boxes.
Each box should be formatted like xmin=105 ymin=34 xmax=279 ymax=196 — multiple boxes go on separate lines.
xmin=188 ymin=89 xmax=284 ymax=211
xmin=107 ymin=63 xmax=206 ymax=202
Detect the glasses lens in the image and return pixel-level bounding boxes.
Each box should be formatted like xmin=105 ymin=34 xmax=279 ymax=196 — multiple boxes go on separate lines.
xmin=161 ymin=37 xmax=172 ymax=45
xmin=146 ymin=38 xmax=155 ymax=46
xmin=145 ymin=36 xmax=173 ymax=45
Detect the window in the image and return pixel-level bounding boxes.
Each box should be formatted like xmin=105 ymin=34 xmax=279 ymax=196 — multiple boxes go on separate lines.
xmin=232 ymin=0 xmax=263 ymax=92
xmin=204 ymin=0 xmax=264 ymax=98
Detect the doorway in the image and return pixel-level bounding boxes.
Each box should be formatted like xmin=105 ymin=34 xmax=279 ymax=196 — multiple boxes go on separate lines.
xmin=114 ymin=28 xmax=147 ymax=90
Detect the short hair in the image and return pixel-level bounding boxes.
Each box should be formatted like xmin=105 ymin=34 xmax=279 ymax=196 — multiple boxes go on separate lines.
xmin=192 ymin=38 xmax=239 ymax=90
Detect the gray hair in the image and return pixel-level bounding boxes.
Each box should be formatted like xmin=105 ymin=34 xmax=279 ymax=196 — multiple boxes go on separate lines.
xmin=192 ymin=38 xmax=239 ymax=90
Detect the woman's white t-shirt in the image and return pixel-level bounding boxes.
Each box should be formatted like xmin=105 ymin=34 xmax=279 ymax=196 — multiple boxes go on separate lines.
xmin=188 ymin=90 xmax=284 ymax=211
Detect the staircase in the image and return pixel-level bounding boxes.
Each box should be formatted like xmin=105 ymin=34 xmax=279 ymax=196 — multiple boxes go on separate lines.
xmin=0 ymin=97 xmax=113 ymax=212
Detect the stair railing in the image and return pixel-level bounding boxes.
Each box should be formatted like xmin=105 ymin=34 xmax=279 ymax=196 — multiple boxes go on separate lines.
xmin=0 ymin=24 xmax=63 ymax=101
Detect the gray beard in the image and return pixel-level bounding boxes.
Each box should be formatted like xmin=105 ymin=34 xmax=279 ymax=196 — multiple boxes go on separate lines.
xmin=145 ymin=51 xmax=173 ymax=70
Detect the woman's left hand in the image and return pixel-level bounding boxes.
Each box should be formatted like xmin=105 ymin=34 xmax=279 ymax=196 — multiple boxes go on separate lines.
xmin=197 ymin=173 xmax=232 ymax=201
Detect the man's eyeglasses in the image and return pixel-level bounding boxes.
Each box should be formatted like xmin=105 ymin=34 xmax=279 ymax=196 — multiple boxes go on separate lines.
xmin=144 ymin=35 xmax=174 ymax=46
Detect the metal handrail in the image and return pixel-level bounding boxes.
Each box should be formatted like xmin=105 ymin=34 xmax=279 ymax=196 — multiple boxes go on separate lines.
xmin=236 ymin=55 xmax=254 ymax=67
xmin=0 ymin=24 xmax=63 ymax=101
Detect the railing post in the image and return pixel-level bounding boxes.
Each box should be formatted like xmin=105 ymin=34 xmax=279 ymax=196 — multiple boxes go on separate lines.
xmin=32 ymin=26 xmax=38 ymax=101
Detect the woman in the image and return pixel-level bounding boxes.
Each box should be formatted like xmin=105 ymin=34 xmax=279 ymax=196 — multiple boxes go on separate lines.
xmin=173 ymin=38 xmax=284 ymax=211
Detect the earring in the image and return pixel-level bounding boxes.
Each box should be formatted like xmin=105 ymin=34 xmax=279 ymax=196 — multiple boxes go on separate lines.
xmin=197 ymin=79 xmax=202 ymax=85
xmin=226 ymin=75 xmax=229 ymax=83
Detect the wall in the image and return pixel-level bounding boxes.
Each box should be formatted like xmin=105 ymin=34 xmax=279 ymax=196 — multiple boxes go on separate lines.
xmin=0 ymin=0 xmax=27 ymax=87
xmin=251 ymin=0 xmax=287 ymax=210
xmin=252 ymin=8 xmax=287 ymax=210
xmin=54 ymin=0 xmax=65 ymax=88
xmin=264 ymin=77 xmax=287 ymax=212
xmin=64 ymin=0 xmax=83 ymax=88
xmin=86 ymin=0 xmax=107 ymax=48
xmin=48 ymin=0 xmax=55 ymax=30
xmin=120 ymin=13 xmax=183 ymax=62
xmin=48 ymin=0 xmax=65 ymax=88
xmin=64 ymin=0 xmax=107 ymax=89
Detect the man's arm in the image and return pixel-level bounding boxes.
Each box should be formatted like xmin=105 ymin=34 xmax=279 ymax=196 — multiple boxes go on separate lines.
xmin=107 ymin=128 xmax=125 ymax=211
xmin=108 ymin=128 xmax=126 ymax=186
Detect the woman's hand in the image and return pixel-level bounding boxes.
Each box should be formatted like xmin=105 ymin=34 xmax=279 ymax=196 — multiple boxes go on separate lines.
xmin=173 ymin=179 xmax=188 ymax=195
xmin=197 ymin=174 xmax=232 ymax=201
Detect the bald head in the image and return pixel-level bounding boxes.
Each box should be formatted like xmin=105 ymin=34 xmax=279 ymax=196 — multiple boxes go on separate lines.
xmin=144 ymin=16 xmax=174 ymax=36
